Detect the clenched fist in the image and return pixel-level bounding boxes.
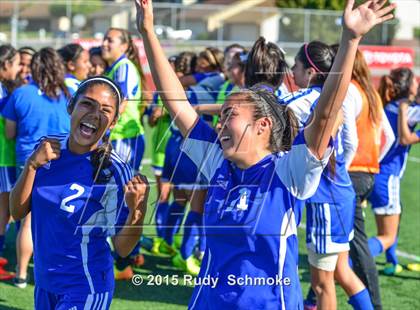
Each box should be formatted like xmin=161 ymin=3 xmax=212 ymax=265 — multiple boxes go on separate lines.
xmin=124 ymin=174 xmax=149 ymax=223
xmin=28 ymin=138 xmax=61 ymax=170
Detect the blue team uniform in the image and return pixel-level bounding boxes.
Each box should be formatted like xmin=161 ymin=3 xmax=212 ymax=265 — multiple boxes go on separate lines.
xmin=105 ymin=55 xmax=145 ymax=172
xmin=161 ymin=73 xmax=224 ymax=188
xmin=278 ymin=86 xmax=322 ymax=127
xmin=306 ymin=132 xmax=356 ymax=253
xmin=280 ymin=86 xmax=356 ymax=254
xmin=369 ymin=101 xmax=420 ymax=214
xmin=1 ymin=82 xmax=70 ymax=167
xmin=64 ymin=73 xmax=81 ymax=96
xmin=31 ymin=134 xmax=132 ymax=309
xmin=181 ymin=119 xmax=332 ymax=309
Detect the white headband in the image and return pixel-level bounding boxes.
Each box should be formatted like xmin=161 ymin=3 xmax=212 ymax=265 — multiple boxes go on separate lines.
xmin=78 ymin=77 xmax=122 ymax=105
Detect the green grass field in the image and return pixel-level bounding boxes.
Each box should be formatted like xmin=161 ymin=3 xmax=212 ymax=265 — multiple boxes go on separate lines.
xmin=0 ymin=126 xmax=419 ymax=310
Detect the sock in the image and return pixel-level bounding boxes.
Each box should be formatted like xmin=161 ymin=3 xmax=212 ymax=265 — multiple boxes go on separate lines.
xmin=180 ymin=211 xmax=202 ymax=259
xmin=305 ymin=287 xmax=317 ymax=304
xmin=348 ymin=288 xmax=373 ymax=310
xmin=115 ymin=256 xmax=132 ymax=271
xmin=163 ymin=202 xmax=185 ymax=245
xmin=0 ymin=235 xmax=4 ymax=256
xmin=368 ymin=237 xmax=384 ymax=257
xmin=15 ymin=221 xmax=21 ymax=234
xmin=386 ymin=237 xmax=399 ymax=265
xmin=128 ymin=241 xmax=141 ymax=257
xmin=155 ymin=201 xmax=169 ymax=238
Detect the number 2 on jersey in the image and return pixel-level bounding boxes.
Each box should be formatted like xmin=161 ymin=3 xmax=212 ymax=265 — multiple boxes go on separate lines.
xmin=60 ymin=183 xmax=85 ymax=213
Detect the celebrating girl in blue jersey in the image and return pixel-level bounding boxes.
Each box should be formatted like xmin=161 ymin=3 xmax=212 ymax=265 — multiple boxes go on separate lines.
xmin=3 ymin=47 xmax=72 ymax=288
xmin=58 ymin=43 xmax=92 ymax=95
xmin=281 ymin=41 xmax=374 ymax=310
xmin=368 ymin=68 xmax=419 ymax=275
xmin=135 ymin=0 xmax=395 ymax=309
xmin=0 ymin=44 xmax=21 ymax=280
xmin=10 ymin=76 xmax=149 ymax=309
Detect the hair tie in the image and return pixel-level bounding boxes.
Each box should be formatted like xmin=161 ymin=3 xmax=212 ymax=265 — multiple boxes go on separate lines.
xmin=304 ymin=43 xmax=322 ymax=73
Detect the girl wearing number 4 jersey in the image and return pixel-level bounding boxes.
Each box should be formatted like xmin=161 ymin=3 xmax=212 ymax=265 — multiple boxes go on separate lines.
xmin=135 ymin=0 xmax=395 ymax=308
xmin=9 ymin=77 xmax=149 ymax=310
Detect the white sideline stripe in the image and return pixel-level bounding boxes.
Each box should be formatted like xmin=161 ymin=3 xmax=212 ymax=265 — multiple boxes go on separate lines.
xmin=408 ymin=156 xmax=420 ymax=163
xmin=297 ymin=223 xmax=420 ymax=262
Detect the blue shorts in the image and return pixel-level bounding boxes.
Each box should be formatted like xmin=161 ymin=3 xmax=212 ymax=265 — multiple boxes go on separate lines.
xmin=161 ymin=134 xmax=202 ymax=189
xmin=35 ymin=286 xmax=113 ymax=310
xmin=111 ymin=135 xmax=145 ymax=172
xmin=0 ymin=166 xmax=16 ymax=193
xmin=369 ymin=173 xmax=401 ymax=215
xmin=306 ymin=200 xmax=355 ymax=254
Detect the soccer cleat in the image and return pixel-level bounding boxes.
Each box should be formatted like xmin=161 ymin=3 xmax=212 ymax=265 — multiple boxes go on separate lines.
xmin=151 ymin=237 xmax=164 ymax=255
xmin=0 ymin=268 xmax=14 ymax=281
xmin=383 ymin=263 xmax=403 ymax=276
xmin=407 ymin=263 xmax=420 ymax=272
xmin=0 ymin=257 xmax=8 ymax=267
xmin=13 ymin=276 xmax=28 ymax=288
xmin=173 ymin=234 xmax=182 ymax=250
xmin=114 ymin=265 xmax=134 ymax=281
xmin=172 ymin=252 xmax=201 ymax=276
xmin=132 ymin=253 xmax=145 ymax=268
xmin=158 ymin=240 xmax=177 ymax=257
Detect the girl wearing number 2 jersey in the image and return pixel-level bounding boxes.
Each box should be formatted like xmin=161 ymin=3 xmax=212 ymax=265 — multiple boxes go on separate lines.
xmin=9 ymin=77 xmax=149 ymax=309
xmin=135 ymin=0 xmax=395 ymax=309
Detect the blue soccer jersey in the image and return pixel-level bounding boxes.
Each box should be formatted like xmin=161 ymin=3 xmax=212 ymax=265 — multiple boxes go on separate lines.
xmin=274 ymin=83 xmax=290 ymax=99
xmin=181 ymin=119 xmax=332 ymax=310
xmin=31 ymin=134 xmax=132 ymax=295
xmin=1 ymin=82 xmax=70 ymax=165
xmin=278 ymin=86 xmax=322 ymax=127
xmin=306 ymin=132 xmax=356 ymax=253
xmin=105 ymin=55 xmax=140 ymax=101
xmin=369 ymin=101 xmax=420 ymax=212
xmin=64 ymin=73 xmax=81 ymax=96
xmin=377 ymin=101 xmax=420 ymax=177
xmin=280 ymin=86 xmax=356 ymax=254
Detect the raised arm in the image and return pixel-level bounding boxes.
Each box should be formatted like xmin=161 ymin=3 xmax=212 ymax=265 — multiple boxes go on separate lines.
xmin=398 ymin=100 xmax=420 ymax=145
xmin=134 ymin=0 xmax=198 ymax=137
xmin=305 ymin=0 xmax=395 ymax=159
